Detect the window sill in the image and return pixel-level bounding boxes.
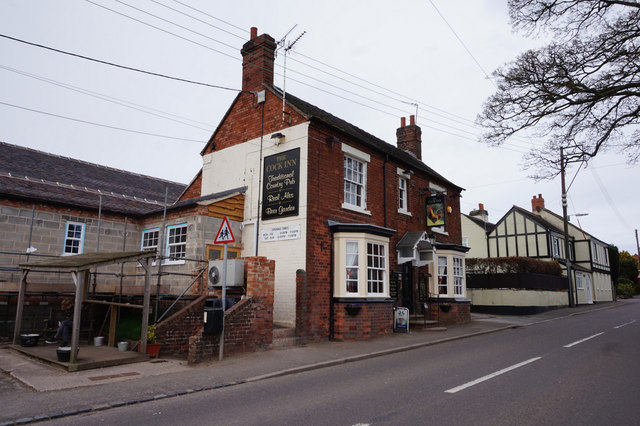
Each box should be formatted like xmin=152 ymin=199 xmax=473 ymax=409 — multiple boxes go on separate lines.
xmin=334 ymin=297 xmax=393 ymax=302
xmin=398 ymin=209 xmax=412 ymax=217
xmin=341 ymin=203 xmax=371 ymax=216
xmin=431 ymin=227 xmax=449 ymax=236
xmin=163 ymin=260 xmax=186 ymax=266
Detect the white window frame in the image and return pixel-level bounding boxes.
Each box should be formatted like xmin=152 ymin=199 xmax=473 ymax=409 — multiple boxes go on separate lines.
xmin=141 ymin=228 xmax=160 ymax=251
xmin=437 ymin=256 xmax=448 ymax=296
xmin=453 ymin=256 xmax=464 ymax=296
xmin=165 ymin=223 xmax=187 ymax=264
xmin=367 ymin=242 xmax=386 ymax=295
xmin=63 ymin=221 xmax=85 ymax=255
xmin=576 ymin=273 xmax=584 ymax=290
xmin=345 ymin=241 xmax=359 ymax=294
xmin=397 ymin=168 xmax=411 ymax=216
xmin=551 ymin=236 xmax=560 ymax=258
xmin=333 ymin=231 xmax=389 ymax=298
xmin=342 ymin=144 xmax=370 ymax=215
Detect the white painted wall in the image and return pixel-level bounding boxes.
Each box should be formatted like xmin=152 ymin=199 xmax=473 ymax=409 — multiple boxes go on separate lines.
xmin=461 ymin=215 xmax=489 ymax=258
xmin=202 ymin=123 xmax=310 ymax=327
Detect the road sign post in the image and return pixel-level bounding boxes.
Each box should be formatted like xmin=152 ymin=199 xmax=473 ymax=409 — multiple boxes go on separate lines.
xmin=213 ymin=217 xmax=235 ymax=361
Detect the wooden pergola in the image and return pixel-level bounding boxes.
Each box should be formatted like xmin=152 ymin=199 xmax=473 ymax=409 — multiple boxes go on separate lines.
xmin=14 ymin=250 xmax=156 ymax=364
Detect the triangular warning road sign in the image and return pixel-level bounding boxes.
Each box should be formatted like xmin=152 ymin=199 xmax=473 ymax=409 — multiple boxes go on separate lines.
xmin=214 ymin=217 xmax=235 ymax=244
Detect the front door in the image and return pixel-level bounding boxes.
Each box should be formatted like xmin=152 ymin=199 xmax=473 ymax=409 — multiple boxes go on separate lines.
xmin=402 ymin=262 xmax=414 ymax=312
xmin=586 ymin=275 xmax=594 ymax=304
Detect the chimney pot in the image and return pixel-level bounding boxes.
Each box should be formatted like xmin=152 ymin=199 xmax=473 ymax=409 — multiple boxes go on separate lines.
xmin=531 ymin=194 xmax=545 ymax=212
xmin=396 ymin=116 xmax=422 ymax=160
xmin=241 ymin=28 xmax=276 ymax=92
xmin=410 ymin=115 xmax=415 ymax=126
xmin=469 ymin=203 xmax=489 ymax=222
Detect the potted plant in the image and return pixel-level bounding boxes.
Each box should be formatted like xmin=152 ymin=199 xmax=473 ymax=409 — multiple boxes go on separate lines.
xmin=140 ymin=325 xmax=162 ymax=358
xmin=439 ymin=303 xmax=452 ymax=313
xmin=345 ymin=303 xmax=362 ymax=316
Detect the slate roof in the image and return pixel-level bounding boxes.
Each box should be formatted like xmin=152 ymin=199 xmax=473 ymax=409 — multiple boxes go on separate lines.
xmin=274 ymin=87 xmax=463 ymax=191
xmin=0 ymin=142 xmax=187 ymax=216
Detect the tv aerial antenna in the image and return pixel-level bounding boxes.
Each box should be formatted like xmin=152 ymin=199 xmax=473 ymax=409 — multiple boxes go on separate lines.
xmin=401 ymin=100 xmax=419 ymax=122
xmin=277 ymin=25 xmax=306 ymax=122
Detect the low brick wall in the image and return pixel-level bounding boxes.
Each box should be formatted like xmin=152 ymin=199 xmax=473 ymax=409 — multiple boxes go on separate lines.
xmin=159 ymin=256 xmax=275 ymax=364
xmin=427 ymin=298 xmax=471 ymax=325
xmin=155 ymin=295 xmax=207 ymax=356
xmin=332 ymin=300 xmax=394 ymax=341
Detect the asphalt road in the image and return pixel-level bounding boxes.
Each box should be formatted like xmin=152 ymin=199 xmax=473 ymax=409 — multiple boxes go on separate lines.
xmin=55 ymin=301 xmax=640 ymax=425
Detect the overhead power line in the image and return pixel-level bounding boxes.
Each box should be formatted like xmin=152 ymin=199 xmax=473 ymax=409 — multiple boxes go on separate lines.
xmin=0 ymin=33 xmax=240 ymax=92
xmin=427 ymin=0 xmax=495 ymax=85
xmin=0 ymin=100 xmax=206 ymax=143
xmin=0 ymin=63 xmax=214 ymax=131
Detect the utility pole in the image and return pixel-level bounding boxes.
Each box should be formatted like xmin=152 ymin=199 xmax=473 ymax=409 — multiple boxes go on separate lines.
xmin=561 ymin=147 xmax=575 ymax=307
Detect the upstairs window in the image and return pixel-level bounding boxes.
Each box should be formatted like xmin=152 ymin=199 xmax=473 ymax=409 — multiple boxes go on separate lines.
xmin=398 ymin=176 xmax=409 ymax=214
xmin=344 ymin=156 xmax=365 ymax=208
xmin=63 ymin=221 xmax=85 ymax=255
xmin=166 ymin=224 xmax=187 ymax=263
xmin=552 ymin=236 xmax=560 ymax=258
xmin=141 ymin=228 xmax=160 ymax=251
xmin=342 ymin=144 xmax=370 ymax=215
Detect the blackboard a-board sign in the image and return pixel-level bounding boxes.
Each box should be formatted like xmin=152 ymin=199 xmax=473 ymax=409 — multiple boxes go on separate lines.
xmin=389 ymin=272 xmax=399 ymax=299
xmin=418 ymin=276 xmax=427 ymax=302
xmin=262 ymin=148 xmax=300 ymax=220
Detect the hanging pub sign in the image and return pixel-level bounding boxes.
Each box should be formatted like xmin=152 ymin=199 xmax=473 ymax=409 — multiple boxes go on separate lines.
xmin=426 ymin=194 xmax=446 ymax=227
xmin=262 ymin=148 xmax=300 ymax=220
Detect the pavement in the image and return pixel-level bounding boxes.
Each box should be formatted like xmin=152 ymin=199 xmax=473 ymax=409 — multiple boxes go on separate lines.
xmin=0 ymin=300 xmax=627 ymax=425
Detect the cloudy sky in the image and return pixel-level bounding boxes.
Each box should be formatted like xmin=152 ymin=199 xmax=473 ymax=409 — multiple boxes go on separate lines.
xmin=1 ymin=0 xmax=637 ymax=254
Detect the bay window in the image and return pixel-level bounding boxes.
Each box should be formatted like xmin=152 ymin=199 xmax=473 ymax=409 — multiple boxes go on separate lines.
xmin=332 ymin=224 xmax=392 ymax=298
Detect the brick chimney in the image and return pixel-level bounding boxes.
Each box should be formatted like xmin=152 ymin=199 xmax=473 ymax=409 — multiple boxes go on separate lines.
xmin=531 ymin=194 xmax=545 ymax=212
xmin=396 ymin=115 xmax=422 ymax=160
xmin=469 ymin=203 xmax=489 ymax=222
xmin=241 ymin=27 xmax=277 ymax=92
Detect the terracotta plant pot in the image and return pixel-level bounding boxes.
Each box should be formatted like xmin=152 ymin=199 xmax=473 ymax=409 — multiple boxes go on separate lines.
xmin=140 ymin=342 xmax=161 ymax=358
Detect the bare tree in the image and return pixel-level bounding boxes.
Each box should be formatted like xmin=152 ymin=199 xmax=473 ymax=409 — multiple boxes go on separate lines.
xmin=477 ymin=0 xmax=640 ymax=178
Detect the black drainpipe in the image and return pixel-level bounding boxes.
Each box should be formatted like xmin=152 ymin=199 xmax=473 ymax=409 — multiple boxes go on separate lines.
xmin=383 ymin=154 xmax=389 ymax=228
xmin=329 ymin=231 xmax=335 ymax=340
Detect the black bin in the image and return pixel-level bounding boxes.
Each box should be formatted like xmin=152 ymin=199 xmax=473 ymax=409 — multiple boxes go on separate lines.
xmin=204 ymin=299 xmax=224 ymax=335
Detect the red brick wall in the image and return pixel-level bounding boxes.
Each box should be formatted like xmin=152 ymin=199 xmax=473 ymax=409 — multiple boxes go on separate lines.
xmin=178 ymin=171 xmax=202 ymax=202
xmin=332 ymin=301 xmax=394 ymax=341
xmin=158 ymin=256 xmax=274 ymax=364
xmin=203 ymin=89 xmax=308 ymax=155
xmin=427 ymin=299 xmax=471 ymax=325
xmin=301 ymin=123 xmax=464 ymax=341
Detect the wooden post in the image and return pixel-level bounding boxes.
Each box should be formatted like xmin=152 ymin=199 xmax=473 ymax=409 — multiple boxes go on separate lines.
xmin=108 ymin=305 xmax=117 ymax=347
xmin=12 ymin=270 xmax=28 ymax=345
xmin=69 ymin=270 xmax=88 ymax=364
xmin=140 ymin=257 xmax=152 ymax=354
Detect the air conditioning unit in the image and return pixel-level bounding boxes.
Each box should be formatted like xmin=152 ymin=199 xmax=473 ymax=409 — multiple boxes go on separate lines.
xmin=208 ymin=259 xmax=244 ymax=287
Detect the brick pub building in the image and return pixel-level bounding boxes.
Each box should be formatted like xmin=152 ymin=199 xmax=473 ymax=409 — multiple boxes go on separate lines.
xmin=198 ymin=27 xmax=470 ymax=341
